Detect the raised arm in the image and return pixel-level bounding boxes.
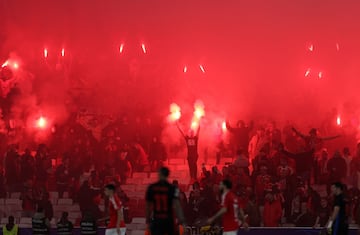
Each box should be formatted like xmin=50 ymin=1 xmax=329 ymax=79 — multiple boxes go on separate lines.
xmin=196 ymin=124 xmax=200 ymax=137
xmin=176 ymin=122 xmax=186 ymax=138
xmin=321 ymin=135 xmax=341 ymax=141
xmin=292 ymin=127 xmax=306 ymax=139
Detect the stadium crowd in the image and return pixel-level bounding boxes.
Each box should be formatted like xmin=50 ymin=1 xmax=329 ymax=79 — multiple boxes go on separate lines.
xmin=0 ymin=114 xmax=360 ymax=231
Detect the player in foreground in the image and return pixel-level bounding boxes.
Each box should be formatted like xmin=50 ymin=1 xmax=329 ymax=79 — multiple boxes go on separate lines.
xmin=101 ymin=184 xmax=126 ymax=235
xmin=207 ymin=179 xmax=248 ymax=235
xmin=146 ymin=167 xmax=185 ymax=235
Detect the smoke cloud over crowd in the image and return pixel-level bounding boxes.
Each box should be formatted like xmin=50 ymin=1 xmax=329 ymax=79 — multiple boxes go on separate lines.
xmin=1 ymin=0 xmax=360 ymax=151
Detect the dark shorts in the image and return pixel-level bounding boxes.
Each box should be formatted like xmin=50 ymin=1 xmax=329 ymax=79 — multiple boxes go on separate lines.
xmin=332 ymin=222 xmax=348 ymax=235
xmin=150 ymin=219 xmax=175 ymax=235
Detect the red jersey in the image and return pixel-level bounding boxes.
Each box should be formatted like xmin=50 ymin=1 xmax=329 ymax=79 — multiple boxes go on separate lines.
xmin=108 ymin=195 xmax=126 ymax=228
xmin=221 ymin=191 xmax=239 ymax=232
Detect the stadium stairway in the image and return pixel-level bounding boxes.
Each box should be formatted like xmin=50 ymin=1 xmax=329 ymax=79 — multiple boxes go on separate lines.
xmin=124 ymin=157 xmax=230 ymax=218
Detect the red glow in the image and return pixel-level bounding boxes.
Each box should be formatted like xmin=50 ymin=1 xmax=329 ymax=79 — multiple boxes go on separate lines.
xmin=194 ymin=108 xmax=204 ymax=119
xmin=336 ymin=43 xmax=340 ymax=51
xmin=119 ymin=44 xmax=124 ymax=54
xmin=191 ymin=121 xmax=198 ymax=130
xmin=36 ymin=117 xmax=47 ymax=129
xmin=193 ymin=100 xmax=205 ymax=119
xmin=318 ymin=71 xmax=323 ymax=79
xmin=2 ymin=60 xmax=19 ymax=70
xmin=337 ymin=116 xmax=341 ymax=126
xmin=141 ymin=43 xmax=146 ymax=54
xmin=183 ymin=66 xmax=187 ymax=73
xmin=199 ymin=65 xmax=205 ymax=73
xmin=61 ymin=48 xmax=65 ymax=57
xmin=1 ymin=61 xmax=8 ymax=68
xmin=169 ymin=103 xmax=181 ymax=122
xmin=222 ymin=121 xmax=227 ymax=132
xmin=305 ymin=68 xmax=311 ymax=77
xmin=308 ymin=44 xmax=314 ymax=52
xmin=44 ymin=49 xmax=48 ymax=58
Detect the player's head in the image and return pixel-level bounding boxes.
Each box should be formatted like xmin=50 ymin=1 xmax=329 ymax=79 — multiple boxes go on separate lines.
xmin=331 ymin=182 xmax=344 ymax=196
xmin=219 ymin=179 xmax=232 ymax=193
xmin=158 ymin=167 xmax=170 ymax=180
xmin=104 ymin=184 xmax=116 ymax=196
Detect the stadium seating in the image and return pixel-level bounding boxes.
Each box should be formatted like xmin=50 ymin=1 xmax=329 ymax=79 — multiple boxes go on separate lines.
xmin=0 ymin=158 xmax=221 ymax=233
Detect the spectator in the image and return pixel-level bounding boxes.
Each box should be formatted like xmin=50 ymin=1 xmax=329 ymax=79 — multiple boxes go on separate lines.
xmin=248 ymin=128 xmax=268 ymax=172
xmin=290 ymin=192 xmax=302 ymax=223
xmin=327 ymin=151 xmax=347 ymax=193
xmin=255 ymin=165 xmax=272 ymax=208
xmin=148 ymin=137 xmax=167 ymax=171
xmin=21 ymin=188 xmax=36 ymax=217
xmin=314 ymin=149 xmax=329 ymax=184
xmin=55 ymin=160 xmax=70 ymax=198
xmin=35 ymin=144 xmax=51 ymax=187
xmin=244 ymin=194 xmax=261 ymax=227
xmin=0 ymin=167 xmax=6 ymax=198
xmin=314 ymin=197 xmax=331 ymax=227
xmin=294 ymin=202 xmax=316 ymax=227
xmin=350 ymin=143 xmax=360 ymax=189
xmin=234 ymin=149 xmax=250 ymax=174
xmin=188 ymin=182 xmax=203 ymax=224
xmin=37 ymin=192 xmax=54 ymax=221
xmin=226 ymin=120 xmax=253 ymax=154
xmin=263 ymin=190 xmax=282 ymax=227
xmin=32 ymin=206 xmax=50 ymax=235
xmin=20 ymin=149 xmax=35 ymax=183
xmin=78 ymin=181 xmax=97 ymax=218
xmin=2 ymin=216 xmax=18 ymax=235
xmin=282 ymin=147 xmax=314 ymax=184
xmin=4 ymin=145 xmax=19 ymax=195
xmin=114 ymin=150 xmax=132 ymax=184
xmin=342 ymin=147 xmax=353 ymax=183
xmin=306 ymin=187 xmax=321 ymax=213
xmin=57 ymin=212 xmax=73 ymax=235
xmin=89 ymin=171 xmax=102 ymax=191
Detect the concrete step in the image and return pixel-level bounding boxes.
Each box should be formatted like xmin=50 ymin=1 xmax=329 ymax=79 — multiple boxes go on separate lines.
xmin=169 ymin=158 xmax=186 ymax=165
xmin=132 ymin=173 xmax=148 ymax=179
xmin=126 ymin=178 xmax=143 ymax=185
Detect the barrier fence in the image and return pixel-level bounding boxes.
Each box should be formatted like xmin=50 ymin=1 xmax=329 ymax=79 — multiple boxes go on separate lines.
xmin=5 ymin=227 xmax=358 ymax=235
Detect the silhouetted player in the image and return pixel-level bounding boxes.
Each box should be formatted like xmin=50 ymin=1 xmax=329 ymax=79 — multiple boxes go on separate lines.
xmin=176 ymin=122 xmax=200 ymax=181
xmin=146 ymin=167 xmax=185 ymax=235
xmin=326 ymin=182 xmax=348 ymax=235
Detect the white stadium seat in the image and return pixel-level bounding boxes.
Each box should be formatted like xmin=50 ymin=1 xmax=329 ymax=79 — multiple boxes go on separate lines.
xmin=58 ymin=198 xmax=73 ymax=205
xmin=1 ymin=217 xmax=8 ymax=225
xmin=5 ymin=199 xmax=21 ymax=205
xmin=19 ymin=217 xmax=32 ymax=224
xmin=49 ymin=191 xmax=59 ymax=199
xmin=132 ymin=217 xmax=146 ymax=224
xmin=132 ymin=173 xmax=148 ymax=179
xmin=10 ymin=192 xmax=21 ymax=199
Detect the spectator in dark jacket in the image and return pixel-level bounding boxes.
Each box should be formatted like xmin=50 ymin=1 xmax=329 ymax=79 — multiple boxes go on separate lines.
xmin=37 ymin=192 xmax=53 ymax=221
xmin=148 ymin=137 xmax=167 ymax=171
xmin=327 ymin=151 xmax=347 ymax=183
